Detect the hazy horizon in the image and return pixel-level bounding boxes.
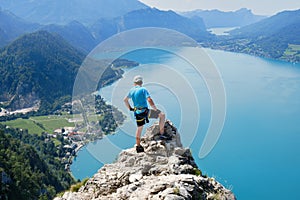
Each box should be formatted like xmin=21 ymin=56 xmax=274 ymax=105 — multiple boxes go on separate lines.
xmin=139 ymin=0 xmax=300 ymax=16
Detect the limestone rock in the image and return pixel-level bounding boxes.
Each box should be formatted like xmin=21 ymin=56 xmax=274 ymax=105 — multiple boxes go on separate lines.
xmin=56 ymin=121 xmax=236 ymax=200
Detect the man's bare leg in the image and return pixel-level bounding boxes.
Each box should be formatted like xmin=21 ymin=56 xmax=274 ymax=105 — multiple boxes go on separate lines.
xmin=136 ymin=125 xmax=143 ymax=146
xmin=159 ymin=112 xmax=166 ymax=134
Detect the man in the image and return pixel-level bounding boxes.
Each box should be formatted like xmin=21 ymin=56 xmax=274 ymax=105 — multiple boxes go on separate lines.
xmin=124 ymin=75 xmax=167 ymax=153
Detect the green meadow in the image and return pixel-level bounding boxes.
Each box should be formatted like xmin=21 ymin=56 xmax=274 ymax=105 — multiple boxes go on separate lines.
xmin=1 ymin=115 xmax=75 ymax=135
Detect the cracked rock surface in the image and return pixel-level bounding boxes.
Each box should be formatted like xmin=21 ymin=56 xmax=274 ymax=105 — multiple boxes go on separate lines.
xmin=55 ymin=121 xmax=236 ymax=200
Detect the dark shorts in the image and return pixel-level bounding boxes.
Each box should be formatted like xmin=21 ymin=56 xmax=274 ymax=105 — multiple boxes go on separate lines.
xmin=135 ymin=109 xmax=161 ymax=127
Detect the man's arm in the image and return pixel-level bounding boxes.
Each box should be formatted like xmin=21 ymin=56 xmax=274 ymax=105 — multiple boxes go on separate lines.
xmin=124 ymin=96 xmax=134 ymax=111
xmin=147 ymin=97 xmax=157 ymax=110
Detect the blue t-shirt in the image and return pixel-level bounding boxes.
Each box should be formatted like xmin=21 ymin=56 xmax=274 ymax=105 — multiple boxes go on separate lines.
xmin=127 ymin=86 xmax=150 ymax=109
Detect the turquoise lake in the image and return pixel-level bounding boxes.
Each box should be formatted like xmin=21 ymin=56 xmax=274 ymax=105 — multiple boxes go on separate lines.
xmin=71 ymin=48 xmax=300 ymax=200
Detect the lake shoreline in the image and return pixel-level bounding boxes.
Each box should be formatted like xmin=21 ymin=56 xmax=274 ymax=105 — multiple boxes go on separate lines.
xmin=70 ymin=47 xmax=300 ymax=200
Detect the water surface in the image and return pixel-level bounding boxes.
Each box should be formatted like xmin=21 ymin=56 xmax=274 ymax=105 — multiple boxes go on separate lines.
xmin=71 ymin=48 xmax=300 ymax=200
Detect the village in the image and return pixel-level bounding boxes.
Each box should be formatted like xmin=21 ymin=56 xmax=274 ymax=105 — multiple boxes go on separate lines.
xmin=0 ymin=95 xmax=125 ymax=173
xmin=53 ymin=126 xmax=86 ymax=171
xmin=50 ymin=96 xmax=125 ymax=171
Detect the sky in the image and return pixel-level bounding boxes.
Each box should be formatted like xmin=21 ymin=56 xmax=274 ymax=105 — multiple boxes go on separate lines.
xmin=139 ymin=0 xmax=300 ymax=16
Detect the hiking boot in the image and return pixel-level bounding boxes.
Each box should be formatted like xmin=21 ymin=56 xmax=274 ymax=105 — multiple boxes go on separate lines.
xmin=136 ymin=145 xmax=144 ymax=153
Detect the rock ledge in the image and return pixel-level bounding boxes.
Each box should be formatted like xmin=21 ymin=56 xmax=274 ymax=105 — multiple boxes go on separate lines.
xmin=56 ymin=121 xmax=236 ymax=200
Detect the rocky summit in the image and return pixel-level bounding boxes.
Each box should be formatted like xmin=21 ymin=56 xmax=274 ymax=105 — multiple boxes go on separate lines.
xmin=56 ymin=121 xmax=236 ymax=200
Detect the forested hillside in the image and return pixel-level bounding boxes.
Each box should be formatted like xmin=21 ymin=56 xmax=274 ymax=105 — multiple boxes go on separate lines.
xmin=0 ymin=126 xmax=75 ymax=200
xmin=0 ymin=31 xmax=85 ymax=113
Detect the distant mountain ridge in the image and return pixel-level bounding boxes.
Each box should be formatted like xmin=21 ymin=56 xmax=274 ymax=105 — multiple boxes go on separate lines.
xmin=229 ymin=9 xmax=300 ymax=39
xmin=0 ymin=6 xmax=212 ymax=51
xmin=41 ymin=21 xmax=97 ymax=53
xmin=205 ymin=9 xmax=300 ymax=62
xmin=181 ymin=8 xmax=266 ymax=28
xmin=1 ymin=2 xmax=299 ymax=65
xmin=91 ymin=8 xmax=212 ymax=43
xmin=0 ymin=8 xmax=39 ymax=46
xmin=0 ymin=0 xmax=148 ymax=25
xmin=0 ymin=10 xmax=96 ymax=52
